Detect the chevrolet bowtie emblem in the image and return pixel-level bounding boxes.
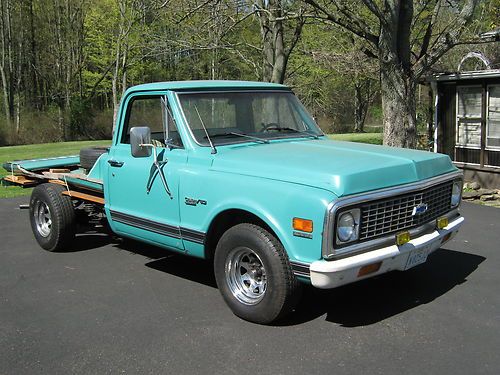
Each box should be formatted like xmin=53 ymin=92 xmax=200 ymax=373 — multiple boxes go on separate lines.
xmin=412 ymin=203 xmax=428 ymax=216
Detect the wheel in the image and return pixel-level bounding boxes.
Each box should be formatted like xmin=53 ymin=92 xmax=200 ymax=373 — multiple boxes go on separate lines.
xmin=29 ymin=183 xmax=76 ymax=252
xmin=79 ymin=146 xmax=109 ymax=171
xmin=214 ymin=223 xmax=301 ymax=324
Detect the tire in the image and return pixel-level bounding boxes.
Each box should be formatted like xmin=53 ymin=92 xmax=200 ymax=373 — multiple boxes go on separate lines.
xmin=79 ymin=146 xmax=109 ymax=171
xmin=214 ymin=223 xmax=301 ymax=324
xmin=29 ymin=183 xmax=76 ymax=252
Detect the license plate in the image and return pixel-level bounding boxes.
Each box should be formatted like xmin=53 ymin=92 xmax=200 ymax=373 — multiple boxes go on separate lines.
xmin=404 ymin=245 xmax=432 ymax=270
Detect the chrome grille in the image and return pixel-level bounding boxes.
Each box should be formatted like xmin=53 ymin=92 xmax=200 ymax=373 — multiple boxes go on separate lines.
xmin=358 ymin=181 xmax=453 ymax=241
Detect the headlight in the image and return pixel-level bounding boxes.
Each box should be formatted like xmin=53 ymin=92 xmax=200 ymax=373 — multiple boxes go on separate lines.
xmin=451 ymin=180 xmax=462 ymax=207
xmin=336 ymin=209 xmax=360 ymax=244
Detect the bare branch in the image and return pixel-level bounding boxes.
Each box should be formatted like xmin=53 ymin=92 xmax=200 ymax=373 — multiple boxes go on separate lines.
xmin=360 ymin=0 xmax=384 ymax=21
xmin=303 ymin=0 xmax=379 ymax=45
xmin=417 ymin=0 xmax=442 ymax=59
xmin=175 ymin=0 xmax=213 ymax=24
xmin=414 ymin=0 xmax=480 ymax=78
xmin=286 ymin=13 xmax=306 ymax=56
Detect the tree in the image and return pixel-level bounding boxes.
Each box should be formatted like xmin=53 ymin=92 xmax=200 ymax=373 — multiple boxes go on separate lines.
xmin=303 ymin=0 xmax=482 ymax=148
xmin=254 ymin=0 xmax=306 ymax=83
xmin=309 ymin=35 xmax=379 ymax=132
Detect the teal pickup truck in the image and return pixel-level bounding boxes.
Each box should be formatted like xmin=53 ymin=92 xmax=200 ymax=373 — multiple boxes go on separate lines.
xmin=3 ymin=80 xmax=464 ymax=324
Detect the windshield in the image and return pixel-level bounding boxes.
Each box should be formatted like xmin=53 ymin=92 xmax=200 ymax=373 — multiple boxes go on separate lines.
xmin=177 ymin=91 xmax=323 ymax=146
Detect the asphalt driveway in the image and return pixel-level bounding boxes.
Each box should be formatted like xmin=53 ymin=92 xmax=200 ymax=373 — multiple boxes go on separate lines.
xmin=0 ymin=197 xmax=499 ymax=375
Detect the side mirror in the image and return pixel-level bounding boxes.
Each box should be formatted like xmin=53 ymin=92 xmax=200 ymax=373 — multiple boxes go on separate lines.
xmin=130 ymin=126 xmax=152 ymax=157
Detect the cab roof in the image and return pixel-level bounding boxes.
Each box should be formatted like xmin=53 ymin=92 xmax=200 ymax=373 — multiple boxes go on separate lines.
xmin=126 ymin=80 xmax=289 ymax=94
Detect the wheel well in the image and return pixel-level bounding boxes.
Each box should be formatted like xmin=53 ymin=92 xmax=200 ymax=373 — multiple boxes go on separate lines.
xmin=204 ymin=209 xmax=278 ymax=260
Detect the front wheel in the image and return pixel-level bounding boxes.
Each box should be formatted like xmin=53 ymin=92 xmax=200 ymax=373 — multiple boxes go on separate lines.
xmin=29 ymin=183 xmax=76 ymax=251
xmin=214 ymin=223 xmax=301 ymax=324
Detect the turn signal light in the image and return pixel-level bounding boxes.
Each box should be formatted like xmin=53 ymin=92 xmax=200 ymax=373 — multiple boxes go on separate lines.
xmin=437 ymin=216 xmax=448 ymax=229
xmin=358 ymin=262 xmax=382 ymax=277
xmin=396 ymin=231 xmax=410 ymax=246
xmin=293 ymin=218 xmax=313 ymax=233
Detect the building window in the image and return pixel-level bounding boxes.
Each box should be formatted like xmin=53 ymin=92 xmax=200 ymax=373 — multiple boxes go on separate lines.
xmin=487 ymin=85 xmax=500 ymax=149
xmin=456 ymin=86 xmax=482 ymax=148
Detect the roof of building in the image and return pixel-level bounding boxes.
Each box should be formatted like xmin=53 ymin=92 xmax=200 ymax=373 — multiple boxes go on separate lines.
xmin=426 ymin=69 xmax=500 ymax=82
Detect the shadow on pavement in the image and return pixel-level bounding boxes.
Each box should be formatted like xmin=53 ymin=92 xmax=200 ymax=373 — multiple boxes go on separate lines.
xmin=116 ymin=238 xmax=218 ymax=288
xmin=279 ymin=248 xmax=485 ymax=327
xmin=67 ymin=232 xmax=113 ymax=252
xmin=63 ymin=234 xmax=485 ymax=327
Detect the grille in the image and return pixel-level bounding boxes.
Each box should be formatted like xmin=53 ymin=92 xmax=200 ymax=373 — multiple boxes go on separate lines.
xmin=358 ymin=181 xmax=453 ymax=241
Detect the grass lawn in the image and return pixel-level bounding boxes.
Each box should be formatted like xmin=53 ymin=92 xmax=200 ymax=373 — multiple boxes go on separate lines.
xmin=0 ymin=140 xmax=111 ymax=199
xmin=328 ymin=133 xmax=383 ymax=145
xmin=0 ymin=133 xmax=382 ymax=199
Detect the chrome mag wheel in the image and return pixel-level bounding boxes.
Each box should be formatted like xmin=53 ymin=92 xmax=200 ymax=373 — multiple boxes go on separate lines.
xmin=33 ymin=200 xmax=52 ymax=237
xmin=225 ymin=247 xmax=267 ymax=305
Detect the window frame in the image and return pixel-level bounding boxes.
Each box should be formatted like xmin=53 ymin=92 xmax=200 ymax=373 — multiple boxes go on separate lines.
xmin=486 ymin=84 xmax=500 ymax=151
xmin=174 ymin=89 xmax=324 ymax=147
xmin=455 ymin=85 xmax=483 ymax=149
xmin=120 ymin=93 xmax=184 ymax=149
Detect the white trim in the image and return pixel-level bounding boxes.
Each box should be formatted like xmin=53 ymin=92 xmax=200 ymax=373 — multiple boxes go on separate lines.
xmin=432 ymin=81 xmax=438 ymax=153
xmin=486 ymin=84 xmax=500 ymax=150
xmin=455 ymin=145 xmax=481 ymax=150
xmin=485 ymin=164 xmax=500 ymax=169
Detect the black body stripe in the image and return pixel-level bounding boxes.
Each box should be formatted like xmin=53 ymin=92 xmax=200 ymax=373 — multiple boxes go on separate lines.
xmin=179 ymin=228 xmax=206 ymax=244
xmin=110 ymin=210 xmax=205 ymax=244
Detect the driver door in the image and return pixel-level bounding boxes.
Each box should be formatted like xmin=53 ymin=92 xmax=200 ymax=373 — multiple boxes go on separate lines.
xmin=106 ymin=93 xmax=187 ymax=251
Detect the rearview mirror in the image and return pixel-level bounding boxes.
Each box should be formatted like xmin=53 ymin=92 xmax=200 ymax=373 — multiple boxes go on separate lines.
xmin=130 ymin=126 xmax=152 ymax=157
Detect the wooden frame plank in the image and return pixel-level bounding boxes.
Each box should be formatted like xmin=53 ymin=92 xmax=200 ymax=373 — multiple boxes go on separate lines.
xmin=3 ymin=175 xmax=39 ymax=187
xmin=62 ymin=190 xmax=104 ymax=205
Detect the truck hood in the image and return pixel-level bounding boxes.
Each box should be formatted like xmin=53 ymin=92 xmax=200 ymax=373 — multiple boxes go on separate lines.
xmin=211 ymin=138 xmax=457 ymax=197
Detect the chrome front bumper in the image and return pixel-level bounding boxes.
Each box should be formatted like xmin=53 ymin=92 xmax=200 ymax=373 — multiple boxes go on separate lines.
xmin=310 ymin=215 xmax=464 ymax=289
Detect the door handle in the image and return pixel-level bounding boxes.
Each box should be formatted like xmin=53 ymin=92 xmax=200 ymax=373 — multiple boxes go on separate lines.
xmin=108 ymin=159 xmax=124 ymax=167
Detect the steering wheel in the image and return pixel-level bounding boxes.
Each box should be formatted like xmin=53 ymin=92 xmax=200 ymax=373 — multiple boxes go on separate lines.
xmin=260 ymin=123 xmax=281 ymax=132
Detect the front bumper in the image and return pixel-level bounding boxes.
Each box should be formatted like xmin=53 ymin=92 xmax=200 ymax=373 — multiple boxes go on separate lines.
xmin=309 ymin=215 xmax=464 ymax=289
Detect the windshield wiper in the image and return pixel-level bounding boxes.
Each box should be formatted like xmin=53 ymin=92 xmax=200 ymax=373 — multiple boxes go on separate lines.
xmin=266 ymin=126 xmax=319 ymax=139
xmin=205 ymin=132 xmax=270 ymax=144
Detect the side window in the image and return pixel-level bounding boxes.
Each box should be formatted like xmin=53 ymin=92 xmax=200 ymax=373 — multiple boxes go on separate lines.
xmin=122 ymin=96 xmax=183 ymax=148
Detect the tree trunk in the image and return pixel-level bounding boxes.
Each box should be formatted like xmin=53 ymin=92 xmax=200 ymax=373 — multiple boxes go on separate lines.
xmin=257 ymin=0 xmax=295 ymax=84
xmin=0 ymin=67 xmax=10 ymax=130
xmin=380 ymin=63 xmax=417 ymax=148
xmin=378 ymin=2 xmax=416 ymax=149
xmin=270 ymin=16 xmax=285 ymax=84
xmin=354 ymin=83 xmax=363 ymax=133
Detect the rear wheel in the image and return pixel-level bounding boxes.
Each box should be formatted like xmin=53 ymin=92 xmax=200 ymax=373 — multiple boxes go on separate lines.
xmin=29 ymin=183 xmax=76 ymax=251
xmin=214 ymin=223 xmax=301 ymax=324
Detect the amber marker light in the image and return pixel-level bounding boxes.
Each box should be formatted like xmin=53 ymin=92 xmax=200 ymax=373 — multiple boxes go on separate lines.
xmin=293 ymin=218 xmax=313 ymax=233
xmin=396 ymin=231 xmax=410 ymax=246
xmin=437 ymin=216 xmax=449 ymax=230
xmin=358 ymin=262 xmax=382 ymax=277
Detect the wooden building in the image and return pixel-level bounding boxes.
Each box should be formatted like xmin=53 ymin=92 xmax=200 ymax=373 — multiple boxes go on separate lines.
xmin=428 ymin=69 xmax=500 ymax=188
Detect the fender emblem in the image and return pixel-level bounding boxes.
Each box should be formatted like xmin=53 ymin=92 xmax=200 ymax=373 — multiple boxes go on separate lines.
xmin=412 ymin=203 xmax=428 ymax=216
xmin=185 ymin=197 xmax=207 ymax=206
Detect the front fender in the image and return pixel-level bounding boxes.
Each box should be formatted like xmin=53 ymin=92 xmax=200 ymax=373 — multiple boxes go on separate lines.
xmin=180 ymin=169 xmax=336 ymax=263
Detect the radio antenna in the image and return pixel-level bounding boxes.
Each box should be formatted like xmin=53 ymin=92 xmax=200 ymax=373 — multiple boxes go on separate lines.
xmin=194 ymin=105 xmax=217 ymax=154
